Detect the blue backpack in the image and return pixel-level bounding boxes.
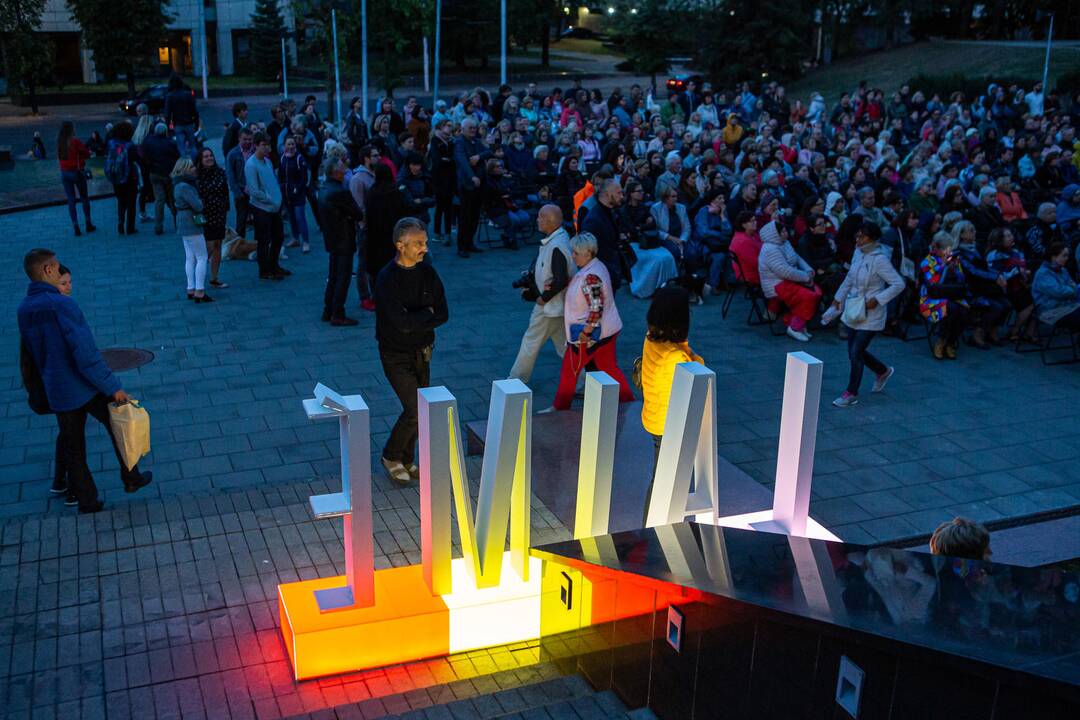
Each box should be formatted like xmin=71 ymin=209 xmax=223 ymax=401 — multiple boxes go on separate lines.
xmin=104 ymin=139 xmax=130 ymax=185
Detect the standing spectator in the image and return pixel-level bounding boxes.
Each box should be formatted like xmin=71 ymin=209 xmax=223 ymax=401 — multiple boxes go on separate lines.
xmin=222 ymin=102 xmax=248 ymax=158
xmin=164 ymin=73 xmax=199 ymax=157
xmin=131 ymin=104 xmax=154 ymax=222
xmin=141 ymin=122 xmax=180 ymax=236
xmin=639 ymin=286 xmax=702 ymax=523
xmin=195 ymin=148 xmax=230 ymax=290
xmin=551 ymin=232 xmax=635 ymax=411
xmin=277 ymin=137 xmax=311 ymax=253
xmin=350 ymin=145 xmax=380 ymax=311
xmin=374 ymin=219 xmax=448 ymax=484
xmin=244 ymin=132 xmax=288 ymax=280
xmin=508 ymin=205 xmax=575 ymax=382
xmin=319 ymin=157 xmax=363 ymax=326
xmin=364 ymin=163 xmax=411 ymax=289
xmin=580 ymin=178 xmax=626 ymax=290
xmin=428 ymin=119 xmax=457 ymax=246
xmin=758 ymin=219 xmax=822 ymax=342
xmin=226 ymin=127 xmax=255 ymax=239
xmin=17 ymin=249 xmax=152 ymax=513
xmin=830 ymin=223 xmax=904 ymax=408
xmin=344 ymin=97 xmax=370 ymax=166
xmin=172 ymin=158 xmax=212 ymax=303
xmin=56 ymin=121 xmax=95 ymax=236
xmin=454 ymin=118 xmax=488 ymax=257
xmin=104 ymin=121 xmax=139 ymax=235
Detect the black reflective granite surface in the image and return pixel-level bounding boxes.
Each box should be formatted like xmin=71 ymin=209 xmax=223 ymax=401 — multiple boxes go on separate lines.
xmin=533 ymin=523 xmax=1080 ymax=691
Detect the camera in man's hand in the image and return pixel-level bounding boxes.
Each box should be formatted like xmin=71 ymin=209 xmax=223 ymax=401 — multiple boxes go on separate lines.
xmin=512 ymin=270 xmax=539 ymax=301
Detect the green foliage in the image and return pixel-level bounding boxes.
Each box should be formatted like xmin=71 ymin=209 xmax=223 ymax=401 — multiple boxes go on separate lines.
xmin=1056 ymin=70 xmax=1080 ymax=96
xmin=696 ymin=0 xmax=813 ymax=83
xmin=292 ymin=0 xmax=348 ymax=117
xmin=0 ymin=0 xmax=53 ymax=109
xmin=609 ymin=0 xmax=683 ymax=80
xmin=251 ymin=0 xmax=286 ymax=81
xmin=65 ymin=0 xmax=171 ymax=92
xmin=366 ymin=0 xmax=429 ymax=96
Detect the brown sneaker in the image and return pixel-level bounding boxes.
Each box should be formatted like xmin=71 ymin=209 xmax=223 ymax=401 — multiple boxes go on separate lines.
xmin=381 ymin=458 xmax=413 ymax=486
xmin=932 ymin=339 xmax=946 ymax=360
xmin=945 ymin=343 xmax=957 ymax=360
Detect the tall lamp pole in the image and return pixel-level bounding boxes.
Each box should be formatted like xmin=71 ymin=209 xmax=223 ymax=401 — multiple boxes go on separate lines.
xmin=332 ymin=7 xmax=342 ymax=122
xmin=500 ymin=0 xmax=507 ymax=85
xmin=197 ymin=0 xmax=208 ymax=99
xmin=281 ymin=34 xmax=289 ymax=98
xmin=361 ymin=0 xmax=369 ymax=121
xmin=433 ymin=0 xmax=442 ymax=107
xmin=1042 ymin=12 xmax=1055 ymax=98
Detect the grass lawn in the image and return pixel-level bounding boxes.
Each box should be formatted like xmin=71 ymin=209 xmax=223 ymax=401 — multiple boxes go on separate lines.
xmin=787 ymin=40 xmax=1080 ymax=104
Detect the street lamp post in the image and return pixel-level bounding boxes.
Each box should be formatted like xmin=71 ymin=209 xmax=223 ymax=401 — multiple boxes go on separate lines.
xmin=281 ymin=34 xmax=289 ymax=98
xmin=197 ymin=0 xmax=208 ymax=99
xmin=500 ymin=0 xmax=507 ymax=85
xmin=1042 ymin=12 xmax=1055 ymax=99
xmin=332 ymin=7 xmax=342 ymax=122
xmin=361 ymin=0 xmax=368 ymax=121
xmin=433 ymin=0 xmax=442 ymax=107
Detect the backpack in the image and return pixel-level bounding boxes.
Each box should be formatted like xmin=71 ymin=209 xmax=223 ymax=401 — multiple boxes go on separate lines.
xmin=104 ymin=139 xmax=130 ymax=185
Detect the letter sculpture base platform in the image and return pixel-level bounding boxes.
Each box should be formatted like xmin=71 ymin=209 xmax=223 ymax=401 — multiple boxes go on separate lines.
xmin=279 ymin=552 xmax=542 ymax=680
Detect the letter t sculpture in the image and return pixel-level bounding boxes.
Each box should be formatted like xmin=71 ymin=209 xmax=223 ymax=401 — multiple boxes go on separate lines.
xmin=302 ymin=383 xmax=375 ymax=610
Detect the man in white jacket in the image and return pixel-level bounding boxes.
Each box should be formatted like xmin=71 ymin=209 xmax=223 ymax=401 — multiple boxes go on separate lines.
xmin=757 ymin=219 xmax=822 ymax=342
xmin=508 ymin=205 xmax=576 ymax=382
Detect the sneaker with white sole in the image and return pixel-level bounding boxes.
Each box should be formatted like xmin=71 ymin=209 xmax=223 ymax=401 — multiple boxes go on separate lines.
xmin=872 ymin=366 xmax=895 ymax=393
xmin=786 ymin=326 xmax=810 ymax=342
xmin=381 ymin=457 xmax=413 ymax=486
xmin=832 ymin=392 xmax=858 ymax=408
xmin=302 ymin=242 xmax=310 ymax=253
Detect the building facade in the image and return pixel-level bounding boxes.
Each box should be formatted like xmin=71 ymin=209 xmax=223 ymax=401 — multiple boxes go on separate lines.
xmin=36 ymin=0 xmax=291 ymax=84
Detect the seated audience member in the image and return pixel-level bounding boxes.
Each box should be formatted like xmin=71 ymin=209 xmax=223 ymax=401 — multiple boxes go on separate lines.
xmin=798 ymin=213 xmax=844 ymax=303
xmin=965 ymin=186 xmax=1007 ymax=245
xmin=730 ymin=211 xmax=762 ymax=284
xmin=985 ymin=227 xmax=1037 ymax=342
xmin=482 ymin=158 xmax=530 ymax=248
xmin=920 ymin=231 xmax=972 ymax=360
xmin=953 ymin=220 xmax=1010 ymax=347
xmin=929 ymin=517 xmax=991 ymax=561
xmin=1032 ymin=241 xmax=1080 ymax=330
xmin=1024 ymin=202 xmax=1061 ymax=267
xmin=758 ymin=219 xmax=822 ymax=342
xmin=619 ymin=181 xmax=656 ymax=246
xmin=692 ymin=188 xmax=733 ymax=293
xmin=994 ymin=177 xmax=1027 ymax=224
xmin=651 ymin=186 xmax=692 ymax=264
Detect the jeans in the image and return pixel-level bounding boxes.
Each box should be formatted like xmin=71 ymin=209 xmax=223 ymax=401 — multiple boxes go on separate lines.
xmin=60 ymin=170 xmax=91 ymax=225
xmin=138 ymin=164 xmax=153 ymax=214
xmin=324 ymin=253 xmax=353 ymax=318
xmin=56 ymin=393 xmax=145 ymax=511
xmin=643 ymin=433 xmax=663 ymax=525
xmin=493 ymin=209 xmax=531 ymax=244
xmin=846 ymin=329 xmax=887 ymax=395
xmin=356 ymin=227 xmax=371 ymax=300
xmin=707 ymin=251 xmax=729 ymax=288
xmin=379 ymin=346 xmax=431 ymax=464
xmin=434 ymin=189 xmax=455 ymax=235
xmin=233 ymin=193 xmax=250 ymax=238
xmin=182 ymin=234 xmax=208 ymax=291
xmin=286 ymin=203 xmax=309 ymax=245
xmin=174 ymin=124 xmax=197 ymax=157
xmin=150 ymin=173 xmax=174 ymax=233
xmin=114 ymin=180 xmax=138 ymax=232
xmin=251 ymin=206 xmax=284 ymax=274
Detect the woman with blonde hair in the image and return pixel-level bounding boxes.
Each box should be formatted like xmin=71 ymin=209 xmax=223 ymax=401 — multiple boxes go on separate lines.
xmin=172 ymin=157 xmax=212 ymax=302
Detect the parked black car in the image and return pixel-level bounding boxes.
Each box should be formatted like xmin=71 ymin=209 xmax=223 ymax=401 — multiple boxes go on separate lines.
xmin=666 ymin=74 xmax=705 ymax=94
xmin=118 ymin=85 xmax=169 ymax=115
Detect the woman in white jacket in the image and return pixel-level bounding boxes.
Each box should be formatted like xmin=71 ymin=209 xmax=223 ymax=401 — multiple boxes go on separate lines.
xmin=757 ymin=220 xmax=822 ymax=342
xmin=830 ymin=223 xmax=905 ymax=408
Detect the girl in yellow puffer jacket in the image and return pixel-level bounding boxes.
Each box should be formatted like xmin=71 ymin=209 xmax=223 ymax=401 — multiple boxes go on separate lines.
xmin=640 ymin=287 xmax=703 ymax=524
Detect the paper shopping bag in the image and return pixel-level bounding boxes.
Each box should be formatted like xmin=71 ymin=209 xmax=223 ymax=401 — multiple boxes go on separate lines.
xmin=109 ymin=399 xmax=151 ymax=471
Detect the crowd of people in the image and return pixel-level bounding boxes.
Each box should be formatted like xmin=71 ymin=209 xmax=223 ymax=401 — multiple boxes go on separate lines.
xmin=37 ymin=68 xmax=1080 ymax=501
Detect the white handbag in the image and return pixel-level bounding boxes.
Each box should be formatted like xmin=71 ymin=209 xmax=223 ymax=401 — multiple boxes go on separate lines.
xmin=842 ymin=295 xmax=866 ymax=325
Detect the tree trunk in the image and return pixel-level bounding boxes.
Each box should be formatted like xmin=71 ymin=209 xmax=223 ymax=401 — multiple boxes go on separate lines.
xmin=540 ymin=18 xmax=550 ymax=67
xmin=126 ymin=66 xmax=136 ymax=95
xmin=28 ymin=78 xmax=39 ymax=115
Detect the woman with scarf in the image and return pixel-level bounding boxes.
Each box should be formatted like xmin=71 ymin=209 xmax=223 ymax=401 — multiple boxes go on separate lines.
xmin=195 ymin=147 xmax=230 ymax=290
xmin=920 ymin=232 xmax=972 ymax=359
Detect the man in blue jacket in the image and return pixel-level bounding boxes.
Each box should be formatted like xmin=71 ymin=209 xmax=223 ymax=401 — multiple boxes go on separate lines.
xmin=18 ymin=249 xmax=151 ymax=513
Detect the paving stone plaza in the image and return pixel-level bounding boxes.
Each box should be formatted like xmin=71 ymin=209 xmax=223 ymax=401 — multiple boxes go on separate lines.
xmin=2 ymin=200 xmax=1080 ymax=717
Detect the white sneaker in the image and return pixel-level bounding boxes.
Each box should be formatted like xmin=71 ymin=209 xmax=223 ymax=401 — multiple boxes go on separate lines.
xmin=804 ymin=328 xmax=813 ymax=338
xmin=786 ymin=327 xmax=810 ymax=342
xmin=872 ymin=366 xmax=895 ymax=393
xmin=279 ymin=250 xmax=289 ymax=260
xmin=832 ymin=392 xmax=858 ymax=408
xmin=537 ymin=405 xmax=557 ymax=415
xmin=286 ymin=239 xmax=301 ymax=248
xmin=302 ymin=242 xmax=310 ymax=253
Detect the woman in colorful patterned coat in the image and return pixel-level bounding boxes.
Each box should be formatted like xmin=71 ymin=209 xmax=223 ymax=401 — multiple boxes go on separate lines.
xmin=919 ymin=232 xmax=971 ymax=359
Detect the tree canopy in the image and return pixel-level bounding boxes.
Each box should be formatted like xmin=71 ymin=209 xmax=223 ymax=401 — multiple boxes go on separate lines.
xmin=0 ymin=0 xmax=53 ymax=113
xmin=65 ymin=0 xmax=171 ymax=93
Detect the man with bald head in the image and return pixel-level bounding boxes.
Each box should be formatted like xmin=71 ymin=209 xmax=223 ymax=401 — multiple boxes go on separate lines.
xmin=508 ymin=205 xmax=575 ymax=382
xmin=580 ymin=177 xmax=625 ymax=289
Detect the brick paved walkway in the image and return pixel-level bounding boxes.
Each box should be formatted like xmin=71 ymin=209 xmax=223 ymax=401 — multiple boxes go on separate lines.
xmin=1 ymin=200 xmax=1079 ymax=716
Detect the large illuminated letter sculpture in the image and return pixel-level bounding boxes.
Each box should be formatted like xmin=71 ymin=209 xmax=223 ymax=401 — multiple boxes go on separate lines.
xmin=644 ymin=362 xmax=719 ymax=528
xmin=303 ymin=383 xmax=374 ymax=609
xmin=713 ymin=351 xmax=838 ymax=541
xmin=573 ymin=372 xmax=619 ymax=539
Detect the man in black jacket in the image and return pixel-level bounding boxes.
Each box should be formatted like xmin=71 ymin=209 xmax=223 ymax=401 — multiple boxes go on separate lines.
xmin=222 ymin=101 xmax=248 ymax=158
xmin=374 ymin=218 xmax=448 ymax=485
xmin=580 ymin=178 xmax=625 ymax=290
xmin=428 ymin=119 xmax=456 ymax=246
xmin=141 ymin=123 xmax=180 ymax=235
xmin=163 ymin=74 xmax=199 ymax=157
xmin=453 ymin=118 xmax=488 ymax=258
xmin=320 ymin=158 xmax=363 ymax=326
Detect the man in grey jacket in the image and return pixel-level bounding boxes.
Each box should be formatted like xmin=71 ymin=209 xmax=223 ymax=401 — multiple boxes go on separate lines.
xmin=244 ymin=132 xmax=288 ymax=280
xmin=226 ymin=127 xmax=254 ymax=238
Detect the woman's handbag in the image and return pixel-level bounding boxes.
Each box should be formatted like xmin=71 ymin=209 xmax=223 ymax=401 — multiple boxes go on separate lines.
xmin=631 ymin=356 xmax=643 ymax=390
xmin=192 ymin=213 xmax=206 ymax=228
xmin=841 ymin=294 xmax=867 ymax=325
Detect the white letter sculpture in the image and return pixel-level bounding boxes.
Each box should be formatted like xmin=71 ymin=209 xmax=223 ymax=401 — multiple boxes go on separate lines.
xmin=419 ymin=379 xmax=532 ymax=594
xmin=302 ymin=383 xmax=374 ymax=610
xmin=573 ymin=372 xmax=620 ymax=539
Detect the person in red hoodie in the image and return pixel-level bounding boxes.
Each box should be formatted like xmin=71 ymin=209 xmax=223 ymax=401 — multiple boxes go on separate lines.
xmin=57 ymin=121 xmax=96 ymax=237
xmin=729 ymin=211 xmax=762 ymax=284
